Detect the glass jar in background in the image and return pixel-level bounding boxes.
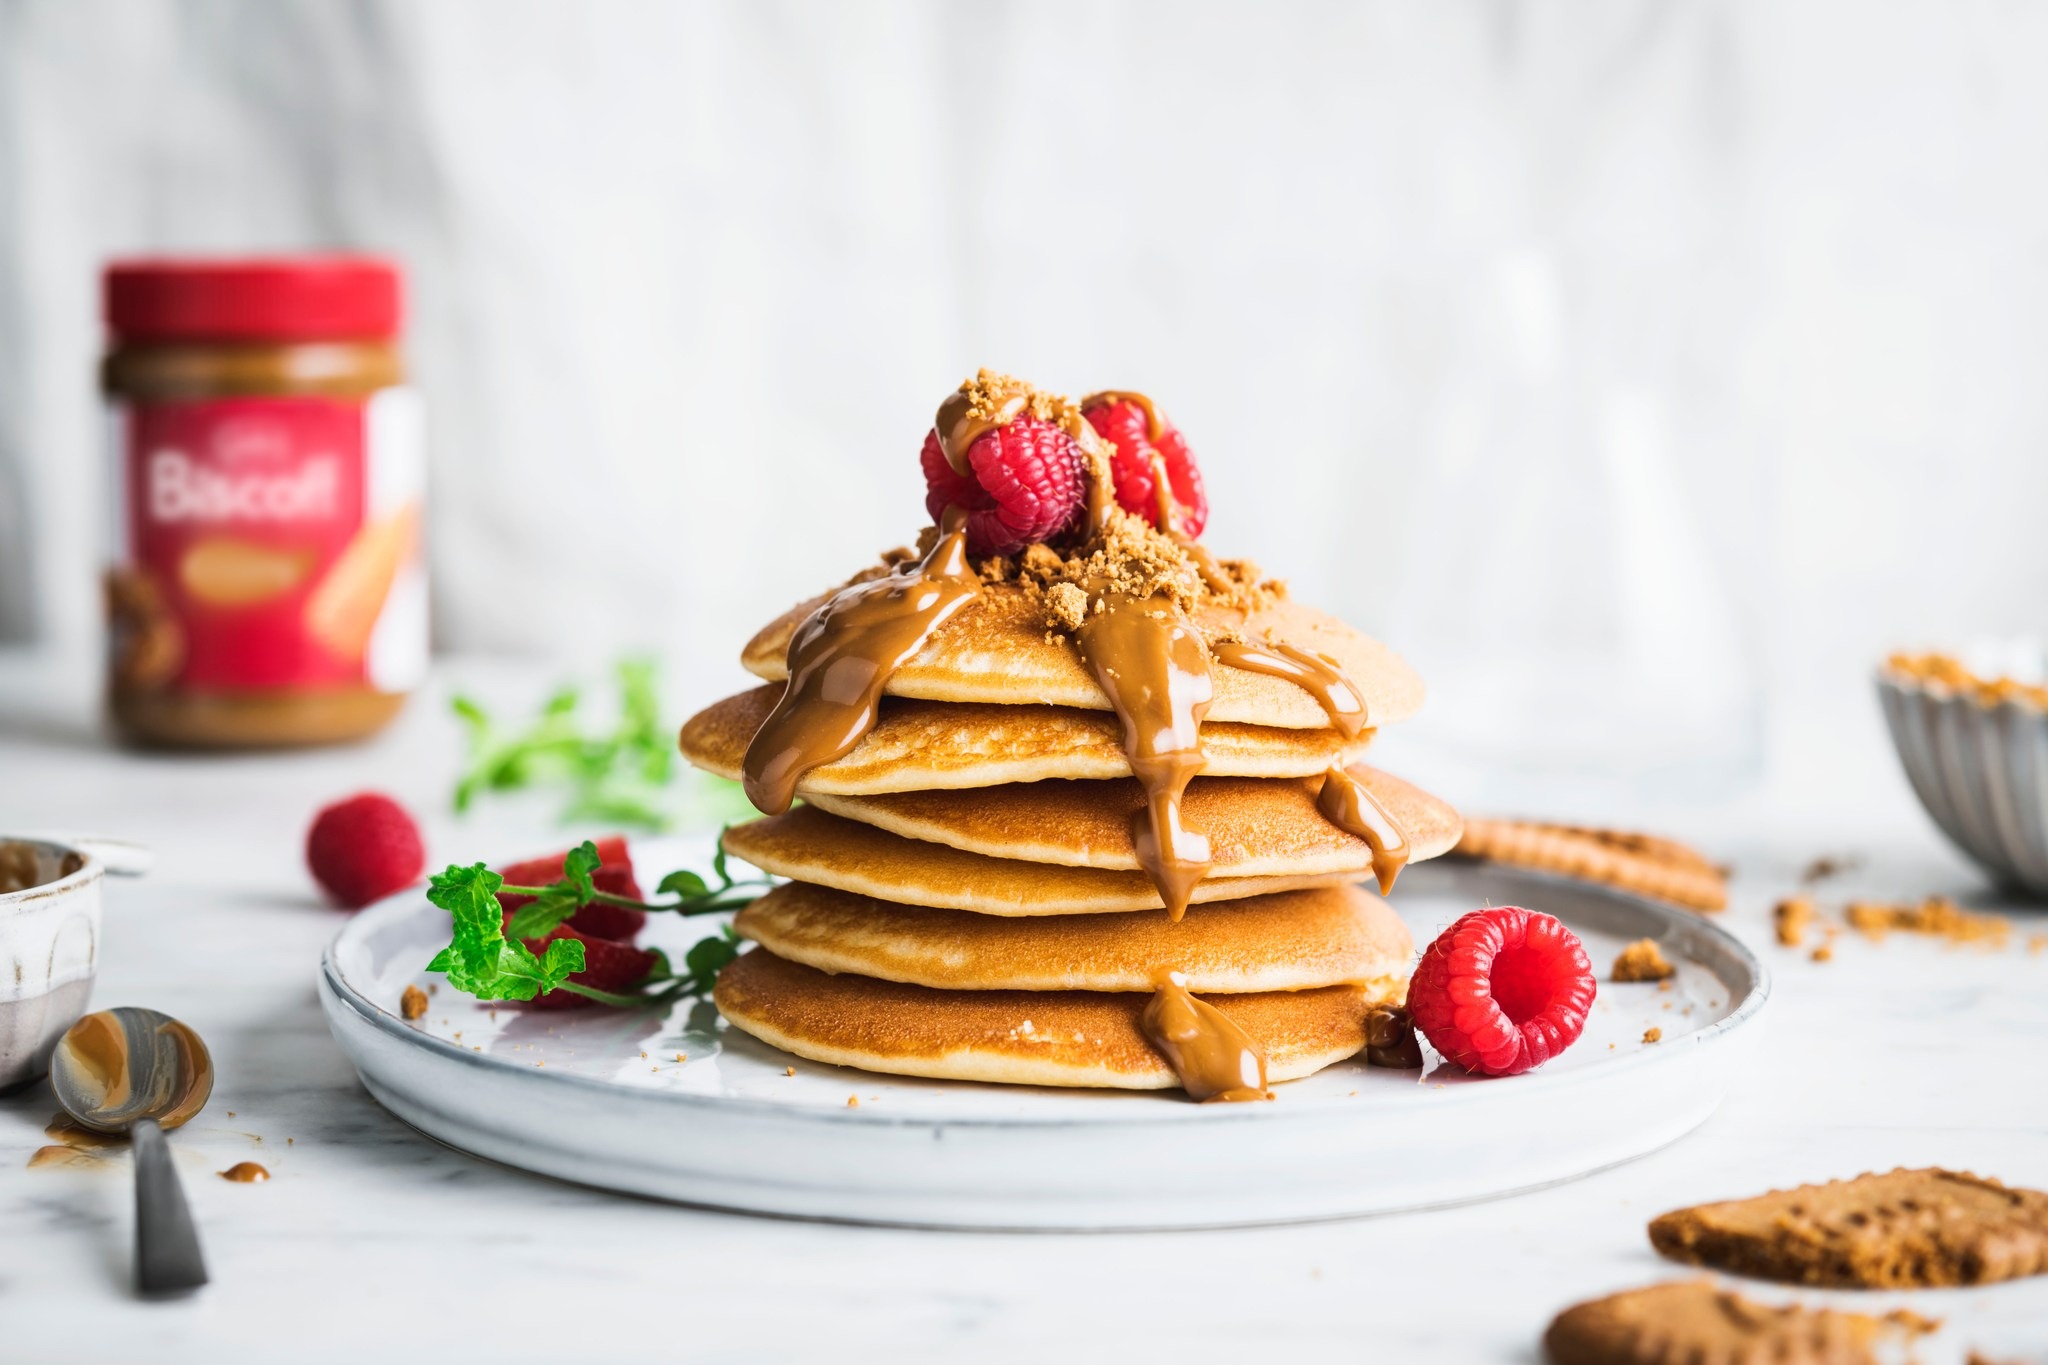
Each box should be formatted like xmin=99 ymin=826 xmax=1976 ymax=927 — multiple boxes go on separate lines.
xmin=100 ymin=256 xmax=426 ymax=748
xmin=1384 ymin=251 xmax=1763 ymax=813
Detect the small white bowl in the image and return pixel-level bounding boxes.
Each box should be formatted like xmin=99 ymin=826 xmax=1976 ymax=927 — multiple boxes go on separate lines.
xmin=0 ymin=835 xmax=150 ymax=1091
xmin=1877 ymin=640 xmax=2048 ymax=897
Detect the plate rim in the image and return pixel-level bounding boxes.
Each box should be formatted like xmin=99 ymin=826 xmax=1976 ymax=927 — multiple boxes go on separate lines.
xmin=319 ymin=857 xmax=1772 ymax=1131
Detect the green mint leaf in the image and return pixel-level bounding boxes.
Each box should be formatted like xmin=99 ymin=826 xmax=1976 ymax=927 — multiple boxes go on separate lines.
xmin=563 ymin=841 xmax=600 ymax=899
xmin=683 ymin=932 xmax=741 ymax=991
xmin=425 ymin=863 xmax=507 ymax=979
xmin=658 ymin=869 xmax=710 ymax=899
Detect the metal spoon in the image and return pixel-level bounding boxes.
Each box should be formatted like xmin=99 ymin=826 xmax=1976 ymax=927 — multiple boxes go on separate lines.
xmin=50 ymin=1007 xmax=215 ymax=1296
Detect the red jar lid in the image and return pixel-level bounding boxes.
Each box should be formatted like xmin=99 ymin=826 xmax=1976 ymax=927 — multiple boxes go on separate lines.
xmin=105 ymin=256 xmax=402 ymax=342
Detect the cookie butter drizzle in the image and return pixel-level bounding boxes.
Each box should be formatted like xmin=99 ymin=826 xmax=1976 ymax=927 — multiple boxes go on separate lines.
xmin=1210 ymin=640 xmax=1368 ymax=739
xmin=1209 ymin=637 xmax=1409 ymax=894
xmin=1140 ymin=970 xmax=1271 ymax=1102
xmin=1075 ymin=582 xmax=1216 ymax=919
xmin=1316 ymin=764 xmax=1410 ymax=896
xmin=741 ymin=504 xmax=981 ymax=814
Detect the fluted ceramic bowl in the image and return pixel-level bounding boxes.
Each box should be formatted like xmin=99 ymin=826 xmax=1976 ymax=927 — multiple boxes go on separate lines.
xmin=1877 ymin=640 xmax=2048 ymax=896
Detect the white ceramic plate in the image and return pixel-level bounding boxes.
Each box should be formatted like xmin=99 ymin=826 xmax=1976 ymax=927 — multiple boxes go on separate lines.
xmin=320 ymin=843 xmax=1768 ymax=1230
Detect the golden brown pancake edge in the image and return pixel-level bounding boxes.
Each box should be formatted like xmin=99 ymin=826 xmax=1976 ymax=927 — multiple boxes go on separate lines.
xmin=714 ymin=948 xmax=1383 ymax=1090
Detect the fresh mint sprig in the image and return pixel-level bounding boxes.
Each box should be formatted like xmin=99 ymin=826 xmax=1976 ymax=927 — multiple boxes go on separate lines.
xmin=423 ymin=836 xmax=767 ymax=1008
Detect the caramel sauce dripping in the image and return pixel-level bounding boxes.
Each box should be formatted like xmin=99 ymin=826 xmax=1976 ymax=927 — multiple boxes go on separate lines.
xmin=1211 ymin=639 xmax=1369 ymax=740
xmin=1080 ymin=389 xmax=1167 ymax=441
xmin=29 ymin=1145 xmax=100 ymax=1170
xmin=1140 ymin=971 xmax=1272 ymax=1103
xmin=1363 ymin=1005 xmax=1423 ymax=1068
xmin=219 ymin=1161 xmax=270 ymax=1182
xmin=1317 ymin=765 xmax=1411 ymax=896
xmin=741 ymin=505 xmax=982 ymax=814
xmin=935 ymin=387 xmax=1029 ymax=476
xmin=1074 ymin=586 xmax=1215 ymax=918
xmin=29 ymin=1112 xmax=127 ymax=1170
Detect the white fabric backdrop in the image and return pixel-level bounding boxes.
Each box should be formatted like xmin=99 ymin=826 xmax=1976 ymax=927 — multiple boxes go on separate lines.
xmin=3 ymin=0 xmax=2046 ymax=793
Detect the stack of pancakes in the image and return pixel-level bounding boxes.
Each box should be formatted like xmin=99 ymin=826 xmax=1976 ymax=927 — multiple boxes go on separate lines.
xmin=681 ymin=566 xmax=1464 ymax=1096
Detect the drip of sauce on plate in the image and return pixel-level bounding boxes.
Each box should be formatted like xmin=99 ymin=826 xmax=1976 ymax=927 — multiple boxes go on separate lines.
xmin=1316 ymin=765 xmax=1410 ymax=896
xmin=219 ymin=1161 xmax=270 ymax=1183
xmin=1140 ymin=971 xmax=1271 ymax=1102
xmin=1073 ymin=587 xmax=1215 ymax=918
xmin=741 ymin=504 xmax=982 ymax=814
xmin=1363 ymin=1005 xmax=1423 ymax=1068
xmin=1211 ymin=639 xmax=1369 ymax=740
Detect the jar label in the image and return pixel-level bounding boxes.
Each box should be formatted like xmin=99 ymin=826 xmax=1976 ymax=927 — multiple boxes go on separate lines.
xmin=107 ymin=390 xmax=426 ymax=695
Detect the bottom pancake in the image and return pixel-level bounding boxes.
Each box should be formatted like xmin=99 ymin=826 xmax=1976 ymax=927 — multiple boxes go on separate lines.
xmin=714 ymin=948 xmax=1390 ymax=1091
xmin=734 ymin=879 xmax=1414 ymax=994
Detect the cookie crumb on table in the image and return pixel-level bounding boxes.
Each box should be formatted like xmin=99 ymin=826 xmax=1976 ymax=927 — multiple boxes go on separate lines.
xmin=1611 ymin=939 xmax=1675 ymax=983
xmin=1844 ymin=896 xmax=2009 ymax=949
xmin=1773 ymin=896 xmax=1815 ymax=948
xmin=1641 ymin=1027 xmax=1662 ymax=1044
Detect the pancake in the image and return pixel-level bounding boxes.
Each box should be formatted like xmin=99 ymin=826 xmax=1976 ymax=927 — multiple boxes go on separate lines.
xmin=680 ymin=684 xmax=1376 ymax=794
xmin=715 ymin=948 xmax=1378 ymax=1090
xmin=721 ymin=805 xmax=1353 ymax=914
xmin=804 ymin=765 xmax=1463 ymax=876
xmin=740 ymin=577 xmax=1424 ymax=730
xmin=735 ymin=880 xmax=1415 ymax=994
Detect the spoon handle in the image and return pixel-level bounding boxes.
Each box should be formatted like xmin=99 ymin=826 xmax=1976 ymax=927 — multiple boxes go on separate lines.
xmin=132 ymin=1118 xmax=208 ymax=1295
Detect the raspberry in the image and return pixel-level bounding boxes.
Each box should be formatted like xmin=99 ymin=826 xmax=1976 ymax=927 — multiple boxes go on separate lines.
xmin=496 ymin=835 xmax=646 ymax=940
xmin=505 ymin=914 xmax=660 ymax=1010
xmin=1405 ymin=906 xmax=1596 ymax=1077
xmin=1082 ymin=397 xmax=1209 ymax=538
xmin=305 ymin=792 xmax=426 ymax=909
xmin=920 ymin=414 xmax=1086 ymax=557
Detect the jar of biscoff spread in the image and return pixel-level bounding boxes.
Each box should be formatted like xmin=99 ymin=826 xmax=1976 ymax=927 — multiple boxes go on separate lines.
xmin=101 ymin=257 xmax=426 ymax=748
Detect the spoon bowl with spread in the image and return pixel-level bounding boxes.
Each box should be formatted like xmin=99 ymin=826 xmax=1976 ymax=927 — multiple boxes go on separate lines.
xmin=50 ymin=1006 xmax=214 ymax=1296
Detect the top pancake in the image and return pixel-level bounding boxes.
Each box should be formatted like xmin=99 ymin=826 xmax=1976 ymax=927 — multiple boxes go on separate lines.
xmin=805 ymin=765 xmax=1464 ymax=877
xmin=741 ymin=577 xmax=1424 ymax=730
xmin=680 ymin=684 xmax=1376 ymax=794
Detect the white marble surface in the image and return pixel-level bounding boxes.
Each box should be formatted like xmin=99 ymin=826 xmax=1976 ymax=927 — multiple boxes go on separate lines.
xmin=3 ymin=654 xmax=2048 ymax=1362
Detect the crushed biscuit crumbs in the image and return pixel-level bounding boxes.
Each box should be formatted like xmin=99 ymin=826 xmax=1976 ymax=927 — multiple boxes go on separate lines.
xmin=846 ymin=1096 xmax=859 ymax=1108
xmin=1888 ymin=651 xmax=2048 ymax=708
xmin=1774 ymin=896 xmax=1816 ymax=948
xmin=1812 ymin=943 xmax=1834 ymax=962
xmin=1801 ymin=854 xmax=1858 ymax=883
xmin=400 ymin=983 xmax=429 ymax=1021
xmin=1845 ymin=896 xmax=2010 ymax=948
xmin=785 ymin=1066 xmax=796 ymax=1077
xmin=1611 ymin=938 xmax=1676 ymax=983
xmin=1642 ymin=1027 xmax=1663 ymax=1044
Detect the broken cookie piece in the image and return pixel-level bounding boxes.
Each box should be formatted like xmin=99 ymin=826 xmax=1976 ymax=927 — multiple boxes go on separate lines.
xmin=1543 ymin=1279 xmax=1884 ymax=1365
xmin=1648 ymin=1168 xmax=2048 ymax=1288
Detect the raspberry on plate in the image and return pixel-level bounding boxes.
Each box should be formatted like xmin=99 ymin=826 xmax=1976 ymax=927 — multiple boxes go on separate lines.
xmin=1081 ymin=395 xmax=1209 ymax=539
xmin=305 ymin=792 xmax=426 ymax=909
xmin=1405 ymin=905 xmax=1596 ymax=1077
xmin=506 ymin=914 xmax=660 ymax=1010
xmin=496 ymin=835 xmax=646 ymax=941
xmin=920 ymin=414 xmax=1086 ymax=557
